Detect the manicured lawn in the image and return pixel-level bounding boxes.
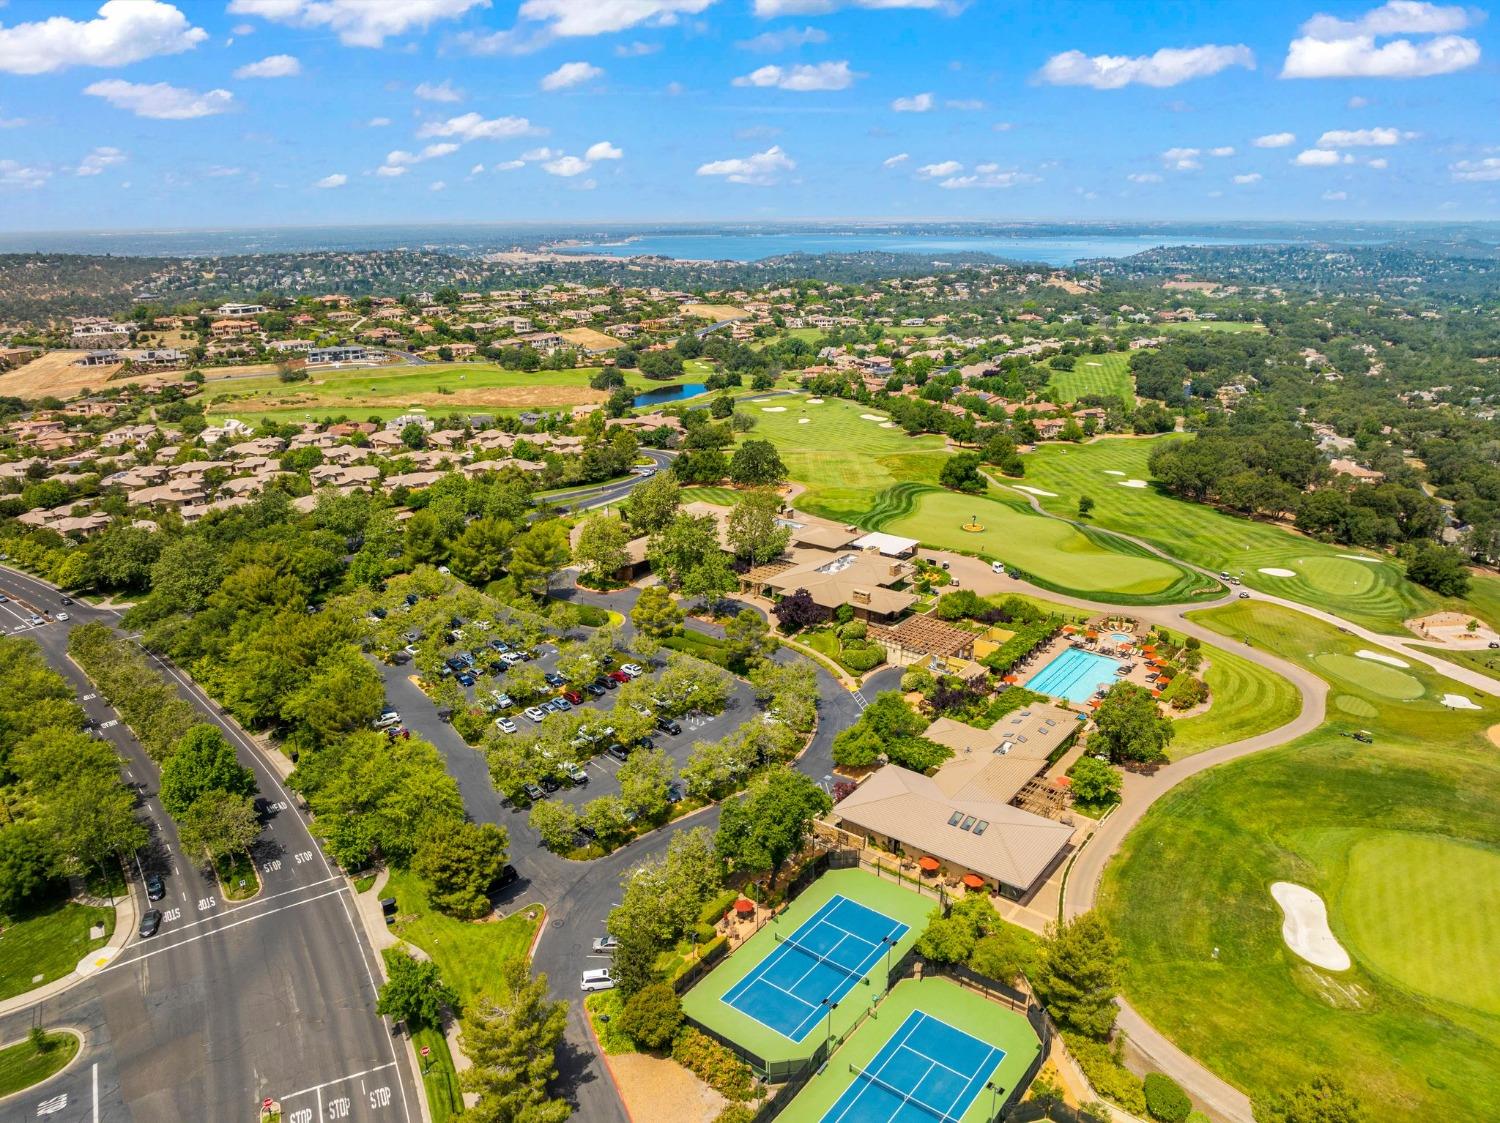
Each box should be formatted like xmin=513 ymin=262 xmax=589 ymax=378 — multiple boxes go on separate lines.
xmin=1157 ymin=320 xmax=1267 ymax=333
xmin=0 ymin=896 xmax=114 ymax=1001
xmin=774 ymin=977 xmax=1041 ymax=1123
xmin=412 ymin=1023 xmax=462 ymax=1123
xmin=678 ymin=486 xmax=741 ymax=506
xmin=0 ymin=1032 xmax=79 ymax=1097
xmin=1167 ymin=640 xmax=1301 ymax=757
xmin=1099 ymin=600 xmax=1500 ymax=1120
xmin=1045 ymin=351 xmax=1133 ymax=406
xmin=1020 ymin=437 xmax=1500 ymax=633
xmin=1413 ymin=644 xmax=1500 ymax=678
xmin=217 ymin=852 xmax=260 ymax=901
xmin=386 ymin=868 xmax=542 ymax=1010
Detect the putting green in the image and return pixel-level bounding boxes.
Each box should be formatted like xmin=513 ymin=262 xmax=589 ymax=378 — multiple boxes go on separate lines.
xmin=1332 ymin=694 xmax=1379 ymax=718
xmin=1313 ymin=654 xmax=1425 ymax=700
xmin=1338 ymin=832 xmax=1500 ymax=1016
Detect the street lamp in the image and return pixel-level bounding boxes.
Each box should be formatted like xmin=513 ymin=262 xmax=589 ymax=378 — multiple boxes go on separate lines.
xmin=987 ymin=1080 xmax=999 ymax=1119
xmin=821 ymin=997 xmax=839 ymax=1049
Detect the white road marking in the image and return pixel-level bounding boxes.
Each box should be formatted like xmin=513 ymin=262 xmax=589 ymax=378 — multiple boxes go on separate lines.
xmin=92 ymin=1063 xmax=98 ymax=1123
xmin=279 ymin=1063 xmax=399 ymax=1102
xmin=36 ymin=1093 xmax=67 ymax=1115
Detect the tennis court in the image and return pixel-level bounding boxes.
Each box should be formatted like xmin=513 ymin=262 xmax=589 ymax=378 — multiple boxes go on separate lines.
xmin=722 ymin=894 xmax=909 ymax=1041
xmin=823 ymin=1010 xmax=1004 ymax=1123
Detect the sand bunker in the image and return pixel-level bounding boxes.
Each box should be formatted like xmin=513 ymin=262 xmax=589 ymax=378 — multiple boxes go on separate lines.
xmin=798 ymin=418 xmax=810 ymax=424
xmin=1104 ymin=470 xmax=1125 ymax=476
xmin=1356 ymin=650 xmax=1410 ymax=669
xmin=1339 ymin=554 xmax=1380 ymax=563
xmin=1442 ymin=694 xmax=1482 ymax=710
xmin=805 ymin=397 xmax=824 ymax=404
xmin=1271 ymin=882 xmax=1350 ymax=971
xmin=1260 ymin=567 xmax=1298 ymax=577
xmin=880 ymin=422 xmax=898 ymax=429
xmin=761 ymin=406 xmax=787 ymax=413
xmin=1013 ymin=485 xmax=1058 ymax=497
xmin=1086 ymin=361 xmax=1103 ymax=367
xmin=1118 ymin=479 xmax=1148 ymax=488
xmin=860 ymin=414 xmax=885 ymax=421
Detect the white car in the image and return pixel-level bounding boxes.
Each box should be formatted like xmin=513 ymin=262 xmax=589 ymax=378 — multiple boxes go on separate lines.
xmin=495 ymin=717 xmax=519 ymax=734
xmin=56 ymin=611 xmax=70 ymax=621
xmin=373 ymin=711 xmax=401 ymax=730
xmin=27 ymin=614 xmax=43 ymax=625
xmin=629 ymin=701 xmax=653 ymax=719
xmin=621 ymin=663 xmax=645 ymax=677
xmin=501 ymin=651 xmax=524 ymax=666
xmin=524 ymin=706 xmax=547 ymax=723
xmin=580 ymin=968 xmax=615 ymax=992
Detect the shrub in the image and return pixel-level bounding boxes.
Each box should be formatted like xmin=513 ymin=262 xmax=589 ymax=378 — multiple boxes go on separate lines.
xmin=841 ymin=644 xmax=883 ymax=673
xmin=618 ymin=983 xmax=682 ymax=1051
xmin=1185 ymin=1113 xmax=1211 ymax=1123
xmin=1144 ymin=1073 xmax=1192 ymax=1123
xmin=838 ymin=620 xmax=867 ymax=642
xmin=714 ymin=1107 xmax=756 ymax=1123
xmin=574 ymin=603 xmax=610 ymax=627
xmin=672 ymin=1028 xmax=757 ymax=1101
xmin=1064 ymin=1035 xmax=1146 ymax=1116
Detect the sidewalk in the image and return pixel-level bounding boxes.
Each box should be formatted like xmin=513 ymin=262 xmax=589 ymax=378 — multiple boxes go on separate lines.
xmin=0 ymin=878 xmax=139 ymax=1019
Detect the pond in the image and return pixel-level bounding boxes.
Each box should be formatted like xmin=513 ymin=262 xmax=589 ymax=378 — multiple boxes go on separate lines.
xmin=632 ymin=381 xmax=707 ymax=408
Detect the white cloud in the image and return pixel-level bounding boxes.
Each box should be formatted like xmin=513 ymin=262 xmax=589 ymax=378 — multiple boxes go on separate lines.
xmin=614 ymin=40 xmax=661 ymax=56
xmin=376 ymin=165 xmax=407 ymax=178
xmin=368 ymin=116 xmax=392 ymax=127
xmin=1316 ymin=126 xmax=1415 ymax=146
xmin=1039 ymin=43 xmax=1254 ymax=88
xmin=1294 ymin=148 xmax=1345 ymax=165
xmin=521 ymin=146 xmax=557 ymax=161
xmin=1322 ymin=189 xmax=1348 ymax=199
xmin=945 ymin=98 xmax=985 ymax=110
xmin=1451 ymin=157 xmax=1500 ymax=181
xmin=1233 ymin=172 xmax=1263 ymax=183
xmin=314 ymin=172 xmax=347 ymax=188
xmin=737 ymin=26 xmax=827 ymax=51
xmin=753 ymin=0 xmax=953 ymax=13
xmin=542 ymin=154 xmax=591 ymax=176
xmin=1162 ymin=146 xmax=1201 ymax=170
xmin=1253 ymin=131 xmax=1296 ymax=147
xmin=0 ymin=159 xmax=49 ymax=189
xmin=937 ymin=169 xmax=1038 ymax=189
xmin=464 ymin=0 xmax=715 ymax=52
xmin=584 ymin=140 xmax=623 ymax=160
xmin=882 ymin=152 xmax=909 ymax=167
xmin=204 ymin=165 xmax=244 ymax=177
xmin=541 ymin=61 xmax=603 ymax=90
xmin=1209 ymin=145 xmax=1236 ymax=157
xmin=494 ymin=159 xmax=526 ymax=171
xmin=695 ymin=144 xmax=794 ymax=185
xmin=233 ymin=23 xmax=257 ymax=35
xmin=469 ymin=162 xmax=485 ymax=174
xmin=377 ymin=143 xmax=459 ymax=176
xmin=0 ymin=0 xmax=206 ymax=75
xmin=891 ymin=91 xmax=934 ymax=112
xmin=76 ymin=146 xmax=126 ymax=176
xmin=1282 ymin=1 xmax=1481 ymax=78
xmin=1367 ymin=156 xmax=1389 ymax=168
xmin=992 ymin=121 xmax=1013 ymax=132
xmin=235 ymin=53 xmax=300 ymax=78
xmin=417 ymin=112 xmax=544 ymax=141
xmin=1347 ymin=95 xmax=1371 ymax=107
xmin=430 ymin=180 xmax=446 ymax=191
xmin=227 ymin=0 xmax=486 ymax=48
xmin=1127 ymin=172 xmax=1164 ymax=183
xmin=84 ymin=80 xmax=235 ymax=120
xmin=414 ymin=80 xmax=463 ymax=102
xmin=917 ymin=159 xmax=963 ymax=178
xmin=733 ymin=60 xmax=855 ymax=90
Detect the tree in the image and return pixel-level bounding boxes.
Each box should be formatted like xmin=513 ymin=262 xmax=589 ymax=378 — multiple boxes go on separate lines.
xmin=158 ymin=724 xmax=257 ymax=817
xmin=85 ymin=526 xmax=162 ymax=591
xmin=528 ymin=799 xmax=579 ymax=852
xmin=1092 ymin=684 xmax=1173 ymax=765
xmin=1144 ymin=1074 xmax=1193 ymax=1123
xmin=574 ymin=513 xmax=631 ymax=586
xmin=617 ymin=747 xmax=674 ymax=821
xmin=413 ymin=819 xmax=510 ymax=919
xmin=1077 ymin=495 xmax=1096 ymax=519
xmin=1037 ymin=912 xmax=1121 ymax=1039
xmin=1403 ymin=542 xmax=1471 ymax=597
xmin=177 ymin=790 xmax=261 ymax=869
xmin=1068 ymin=756 xmax=1122 ymax=807
xmin=645 ymin=514 xmax=721 ymax=589
xmin=37 ymin=768 xmax=147 ymax=874
xmin=618 ymin=983 xmax=683 ymax=1051
xmin=630 ymin=584 xmax=684 ymax=638
xmin=400 ymin=422 xmax=427 ymax=450
xmin=723 ymin=608 xmax=775 ymax=667
xmin=939 ymin=452 xmax=985 ymax=493
xmin=624 ymin=472 xmax=681 ymax=533
xmin=0 ymin=822 xmax=59 ymax=915
xmin=607 ymin=828 xmax=722 ymax=996
xmin=460 ymin=960 xmax=570 ymax=1123
xmin=715 ymin=767 xmax=832 ymax=879
xmin=1253 ymin=1073 xmax=1367 ymax=1123
xmin=377 ymin=949 xmax=457 ymax=1029
xmin=681 ymin=550 xmax=737 ymax=610
xmin=772 ymin=588 xmax=828 ymax=633
xmin=451 ymin=517 xmax=515 ymax=586
xmin=508 ymin=520 xmax=571 ymax=599
xmin=725 ymin=489 xmax=790 ymax=565
xmin=728 ymin=439 xmax=787 ymax=486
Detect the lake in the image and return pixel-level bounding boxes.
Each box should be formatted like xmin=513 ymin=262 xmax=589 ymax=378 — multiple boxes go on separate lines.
xmin=633 ymin=382 xmax=708 ymax=407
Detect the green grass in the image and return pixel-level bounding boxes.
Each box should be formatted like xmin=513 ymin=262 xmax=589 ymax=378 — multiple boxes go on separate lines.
xmin=216 ymin=852 xmax=260 ymax=901
xmin=412 ymin=1023 xmax=462 ymax=1122
xmin=1099 ymin=600 xmax=1500 ymax=1120
xmin=1167 ymin=640 xmax=1301 ymax=757
xmin=679 ymin=486 xmax=740 ymax=506
xmin=0 ymin=896 xmax=114 ymax=1001
xmin=774 ymin=977 xmax=1042 ymax=1123
xmin=1046 ymin=352 xmax=1133 ymax=406
xmin=1019 ymin=437 xmax=1500 ymax=634
xmin=0 ymin=1032 xmax=79 ymax=1097
xmin=1414 ymin=644 xmax=1500 ymax=678
xmin=1157 ymin=320 xmax=1267 ymax=333
xmin=586 ymin=990 xmax=638 ymax=1054
xmin=679 ymin=868 xmax=937 ymax=1067
xmin=386 ymin=867 xmax=542 ymax=1010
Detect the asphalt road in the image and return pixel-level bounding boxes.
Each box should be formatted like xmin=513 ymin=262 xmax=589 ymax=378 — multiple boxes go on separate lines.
xmin=0 ymin=567 xmax=418 ymax=1123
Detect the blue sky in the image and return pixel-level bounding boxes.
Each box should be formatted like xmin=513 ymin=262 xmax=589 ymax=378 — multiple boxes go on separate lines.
xmin=0 ymin=0 xmax=1496 ymax=230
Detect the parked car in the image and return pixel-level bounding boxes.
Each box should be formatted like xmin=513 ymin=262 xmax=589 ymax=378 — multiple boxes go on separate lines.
xmin=592 ymin=935 xmax=619 ymax=953
xmin=580 ymin=968 xmax=615 ymax=992
xmin=563 ymin=689 xmax=584 ymax=705
xmin=605 ymin=743 xmax=630 ymax=762
xmin=494 ymin=692 xmax=515 ymax=708
xmin=404 ymin=593 xmax=420 ymax=607
xmin=501 ymin=651 xmax=523 ymax=666
xmin=495 ymin=717 xmax=518 ymax=734
xmin=621 ymin=663 xmax=645 ymax=677
xmin=629 ymin=701 xmax=653 ymax=718
xmin=554 ymin=697 xmax=573 ymax=711
xmin=542 ymin=700 xmax=563 ymax=715
xmin=1238 ymin=591 xmax=1251 ymax=599
xmin=990 ymin=561 xmax=1006 ymax=574
xmin=656 ymin=717 xmax=683 ymax=736
xmin=145 ymin=872 xmax=166 ymax=900
xmin=539 ymin=775 xmax=560 ymax=794
xmin=373 ymin=710 xmax=401 ymax=730
xmin=495 ymin=864 xmax=519 ymax=890
xmin=370 ymin=606 xmax=387 ymax=619
xmin=56 ymin=612 xmax=69 ymax=621
xmin=608 ymin=670 xmax=630 ymax=684
xmin=563 ymin=762 xmax=588 ymax=785
xmin=139 ymin=909 xmax=163 ymax=939
xmin=456 ymin=671 xmax=476 ymax=688
xmin=522 ymin=782 xmax=546 ymax=802
xmin=596 ymin=675 xmax=617 ymax=692
xmin=544 ymin=671 xmax=565 ymax=688
xmin=667 ymin=781 xmax=685 ymax=804
xmin=583 ymin=682 xmax=606 ymax=698
xmin=525 ymin=706 xmax=547 ymax=723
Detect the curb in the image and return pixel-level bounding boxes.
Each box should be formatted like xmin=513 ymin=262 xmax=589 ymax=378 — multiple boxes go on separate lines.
xmin=0 ymin=1027 xmax=88 ymax=1105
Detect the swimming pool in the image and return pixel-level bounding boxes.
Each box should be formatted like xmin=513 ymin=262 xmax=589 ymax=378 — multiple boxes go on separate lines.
xmin=1026 ymin=647 xmax=1123 ymax=704
xmin=1107 ymin=632 xmax=1133 ymax=645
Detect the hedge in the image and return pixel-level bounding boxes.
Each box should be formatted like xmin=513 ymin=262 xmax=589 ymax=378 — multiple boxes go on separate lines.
xmin=1144 ymin=1072 xmax=1192 ymax=1123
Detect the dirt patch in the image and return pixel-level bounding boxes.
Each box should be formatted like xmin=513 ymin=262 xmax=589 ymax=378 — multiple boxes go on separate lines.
xmin=681 ymin=303 xmax=748 ymax=321
xmin=0 ymin=350 xmax=122 ymax=398
xmin=1489 ymin=724 xmax=1500 ymax=748
xmin=608 ymin=1052 xmax=726 ymax=1123
xmin=559 ymin=327 xmax=624 ymax=351
xmin=210 ymin=384 xmax=607 ymax=415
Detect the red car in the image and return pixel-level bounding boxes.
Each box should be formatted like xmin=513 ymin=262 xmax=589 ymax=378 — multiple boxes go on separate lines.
xmin=608 ymin=670 xmax=630 ymax=684
xmin=563 ymin=689 xmax=584 ymax=705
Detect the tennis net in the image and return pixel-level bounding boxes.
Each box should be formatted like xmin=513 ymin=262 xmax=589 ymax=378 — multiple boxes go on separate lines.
xmin=774 ymin=931 xmax=864 ymax=982
xmin=847 ymin=1061 xmax=963 ymax=1123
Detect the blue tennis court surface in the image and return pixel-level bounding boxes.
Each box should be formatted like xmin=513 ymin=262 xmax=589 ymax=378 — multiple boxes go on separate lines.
xmin=721 ymin=895 xmax=908 ymax=1042
xmin=822 ymin=1010 xmax=1005 ymax=1123
xmin=1025 ymin=646 xmax=1122 ymax=704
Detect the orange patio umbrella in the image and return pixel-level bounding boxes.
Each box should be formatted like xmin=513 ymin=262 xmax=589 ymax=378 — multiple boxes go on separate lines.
xmin=917 ymin=856 xmax=941 ymax=874
xmin=961 ymin=873 xmax=985 ymax=890
xmin=732 ymin=897 xmax=755 ymax=918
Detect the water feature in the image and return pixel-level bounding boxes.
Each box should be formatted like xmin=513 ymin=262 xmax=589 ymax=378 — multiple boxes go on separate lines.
xmin=1025 ymin=647 xmax=1124 ymax=704
xmin=632 ymin=382 xmax=707 ymax=408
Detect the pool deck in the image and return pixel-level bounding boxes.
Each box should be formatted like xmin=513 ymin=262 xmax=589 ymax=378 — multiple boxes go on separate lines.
xmin=1018 ymin=634 xmax=1163 ymax=708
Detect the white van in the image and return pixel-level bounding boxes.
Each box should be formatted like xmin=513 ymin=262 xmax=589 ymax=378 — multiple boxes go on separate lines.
xmin=580 ymin=968 xmax=615 ymax=992
xmin=991 ymin=561 xmax=1006 ymax=575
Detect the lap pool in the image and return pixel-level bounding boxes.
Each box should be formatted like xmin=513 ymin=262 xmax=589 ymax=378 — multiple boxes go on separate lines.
xmin=1025 ymin=647 xmax=1123 ymax=704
